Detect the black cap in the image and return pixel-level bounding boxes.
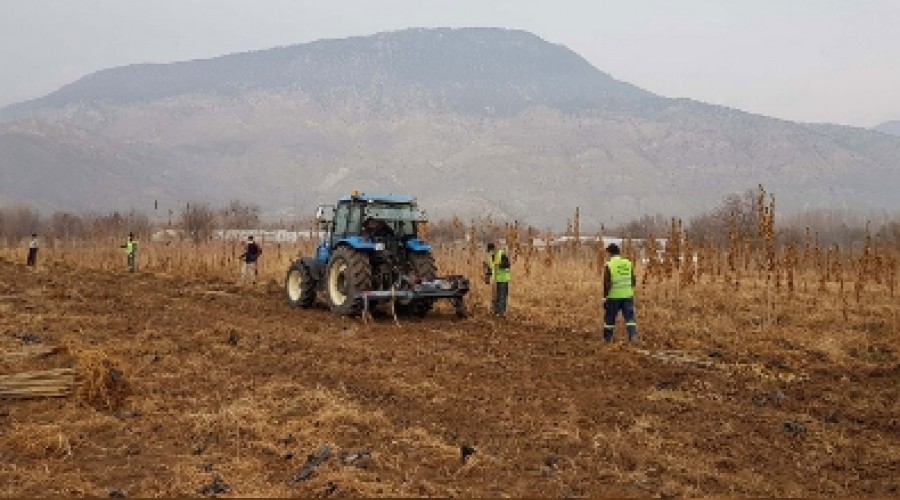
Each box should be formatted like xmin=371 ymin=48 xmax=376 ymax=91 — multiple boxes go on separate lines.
xmin=486 ymin=242 xmax=496 ymax=251
xmin=606 ymin=243 xmax=620 ymax=254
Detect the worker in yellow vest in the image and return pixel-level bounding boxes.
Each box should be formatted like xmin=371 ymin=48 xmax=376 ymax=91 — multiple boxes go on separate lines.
xmin=602 ymin=243 xmax=638 ymax=342
xmin=485 ymin=242 xmax=511 ymax=316
xmin=121 ymin=232 xmax=138 ymax=273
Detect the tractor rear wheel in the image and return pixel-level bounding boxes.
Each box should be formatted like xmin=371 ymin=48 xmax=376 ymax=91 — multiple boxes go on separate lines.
xmin=325 ymin=246 xmax=372 ymax=316
xmin=408 ymin=252 xmax=437 ymax=281
xmin=407 ymin=300 xmax=432 ymax=318
xmin=403 ymin=252 xmax=438 ymax=317
xmin=285 ymin=261 xmax=316 ymax=308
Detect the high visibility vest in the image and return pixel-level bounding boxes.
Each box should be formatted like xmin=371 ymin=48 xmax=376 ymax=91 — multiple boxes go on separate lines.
xmin=488 ymin=249 xmax=511 ymax=283
xmin=125 ymin=240 xmax=137 ymax=256
xmin=606 ymin=256 xmax=633 ymax=299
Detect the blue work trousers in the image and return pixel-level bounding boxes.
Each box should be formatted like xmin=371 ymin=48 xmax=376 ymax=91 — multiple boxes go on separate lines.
xmin=493 ymin=282 xmax=509 ymax=316
xmin=603 ymin=298 xmax=637 ymax=342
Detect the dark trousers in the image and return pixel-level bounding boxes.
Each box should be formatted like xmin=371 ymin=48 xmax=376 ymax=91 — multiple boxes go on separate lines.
xmin=27 ymin=248 xmax=38 ymax=266
xmin=603 ymin=298 xmax=637 ymax=342
xmin=492 ymin=281 xmax=509 ymax=315
xmin=127 ymin=254 xmax=136 ymax=273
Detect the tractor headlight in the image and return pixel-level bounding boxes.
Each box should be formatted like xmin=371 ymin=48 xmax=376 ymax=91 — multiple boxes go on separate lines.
xmin=374 ymin=242 xmax=385 ymax=251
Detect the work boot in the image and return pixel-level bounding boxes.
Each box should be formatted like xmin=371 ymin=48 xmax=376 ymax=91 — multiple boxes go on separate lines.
xmin=627 ymin=326 xmax=638 ymax=343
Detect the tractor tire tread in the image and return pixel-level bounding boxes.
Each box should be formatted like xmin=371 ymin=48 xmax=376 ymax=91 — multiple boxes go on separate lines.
xmin=327 ymin=246 xmax=372 ymax=316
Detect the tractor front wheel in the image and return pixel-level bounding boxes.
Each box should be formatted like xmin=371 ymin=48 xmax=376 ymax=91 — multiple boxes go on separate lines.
xmin=325 ymin=246 xmax=372 ymax=316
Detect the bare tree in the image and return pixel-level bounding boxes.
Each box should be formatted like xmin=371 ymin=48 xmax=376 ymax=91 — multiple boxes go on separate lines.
xmin=687 ymin=189 xmax=759 ymax=245
xmin=610 ymin=213 xmax=669 ymax=239
xmin=86 ymin=211 xmax=129 ymax=240
xmin=0 ymin=205 xmax=42 ymax=243
xmin=126 ymin=211 xmax=152 ymax=240
xmin=879 ymin=220 xmax=900 ymax=250
xmin=220 ymin=200 xmax=261 ymax=229
xmin=48 ymin=212 xmax=86 ymax=241
xmin=425 ymin=216 xmax=467 ymax=243
xmin=181 ymin=202 xmax=217 ymax=243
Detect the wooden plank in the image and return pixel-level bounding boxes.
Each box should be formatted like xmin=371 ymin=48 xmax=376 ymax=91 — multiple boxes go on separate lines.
xmin=1 ymin=345 xmax=65 ymax=361
xmin=0 ymin=368 xmax=76 ymax=399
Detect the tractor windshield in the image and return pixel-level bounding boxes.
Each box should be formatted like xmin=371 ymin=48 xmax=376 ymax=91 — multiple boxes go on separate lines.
xmin=364 ymin=203 xmax=425 ymax=238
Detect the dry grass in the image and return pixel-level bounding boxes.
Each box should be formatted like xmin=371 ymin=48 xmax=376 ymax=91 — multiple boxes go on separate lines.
xmin=2 ymin=237 xmax=896 ymax=371
xmin=73 ymin=349 xmax=131 ymax=411
xmin=0 ymin=220 xmax=898 ymax=497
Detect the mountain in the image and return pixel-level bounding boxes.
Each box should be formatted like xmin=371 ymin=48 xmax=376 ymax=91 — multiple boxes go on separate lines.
xmin=875 ymin=120 xmax=900 ymax=137
xmin=3 ymin=28 xmax=651 ymax=118
xmin=2 ymin=27 xmax=899 ymax=228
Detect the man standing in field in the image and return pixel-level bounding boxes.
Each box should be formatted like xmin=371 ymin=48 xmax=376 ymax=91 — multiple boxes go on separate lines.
xmin=602 ymin=243 xmax=638 ymax=342
xmin=240 ymin=235 xmax=262 ymax=284
xmin=26 ymin=233 xmax=39 ymax=267
xmin=121 ymin=232 xmax=138 ymax=273
xmin=485 ymin=242 xmax=511 ymax=316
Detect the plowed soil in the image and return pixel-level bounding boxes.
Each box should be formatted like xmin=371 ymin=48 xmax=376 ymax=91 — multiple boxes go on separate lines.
xmin=1 ymin=256 xmax=898 ymax=497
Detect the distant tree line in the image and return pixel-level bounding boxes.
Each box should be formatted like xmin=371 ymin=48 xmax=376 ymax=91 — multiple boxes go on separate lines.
xmin=0 ymin=200 xmax=266 ymax=245
xmin=178 ymin=200 xmax=263 ymax=243
xmin=2 ymin=192 xmax=897 ymax=250
xmin=610 ymin=188 xmax=900 ymax=250
xmin=0 ymin=205 xmax=151 ymax=244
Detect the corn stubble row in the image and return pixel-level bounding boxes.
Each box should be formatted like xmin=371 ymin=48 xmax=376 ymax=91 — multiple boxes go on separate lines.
xmin=3 ymin=185 xmax=896 ymax=323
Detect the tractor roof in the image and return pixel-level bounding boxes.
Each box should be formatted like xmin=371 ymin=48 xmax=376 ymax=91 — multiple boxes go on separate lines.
xmin=338 ymin=192 xmax=414 ymax=204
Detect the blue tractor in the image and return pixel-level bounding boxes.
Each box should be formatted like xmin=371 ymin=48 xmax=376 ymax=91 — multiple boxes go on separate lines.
xmin=285 ymin=192 xmax=469 ymax=317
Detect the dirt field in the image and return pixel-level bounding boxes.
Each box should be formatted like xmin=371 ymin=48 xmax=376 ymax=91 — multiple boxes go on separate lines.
xmin=1 ymin=254 xmax=898 ymax=497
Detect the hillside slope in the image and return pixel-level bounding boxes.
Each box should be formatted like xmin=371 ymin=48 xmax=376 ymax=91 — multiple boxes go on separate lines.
xmin=875 ymin=120 xmax=900 ymax=137
xmin=2 ymin=28 xmax=899 ymax=227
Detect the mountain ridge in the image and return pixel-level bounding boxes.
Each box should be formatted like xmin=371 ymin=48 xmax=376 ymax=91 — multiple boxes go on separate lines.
xmin=874 ymin=120 xmax=900 ymax=137
xmin=2 ymin=27 xmax=653 ymax=119
xmin=1 ymin=27 xmax=898 ymax=228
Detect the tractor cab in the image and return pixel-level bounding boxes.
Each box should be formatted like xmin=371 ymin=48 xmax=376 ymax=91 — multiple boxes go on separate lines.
xmin=331 ymin=193 xmax=423 ymax=238
xmin=312 ymin=192 xmax=429 ymax=268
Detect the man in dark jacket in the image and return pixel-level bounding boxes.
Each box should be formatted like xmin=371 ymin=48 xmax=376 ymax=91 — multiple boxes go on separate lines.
xmin=241 ymin=235 xmax=262 ymax=283
xmin=27 ymin=233 xmax=39 ymax=267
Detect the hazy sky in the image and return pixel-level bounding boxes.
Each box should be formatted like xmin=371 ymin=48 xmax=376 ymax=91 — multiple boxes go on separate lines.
xmin=1 ymin=0 xmax=898 ymax=128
